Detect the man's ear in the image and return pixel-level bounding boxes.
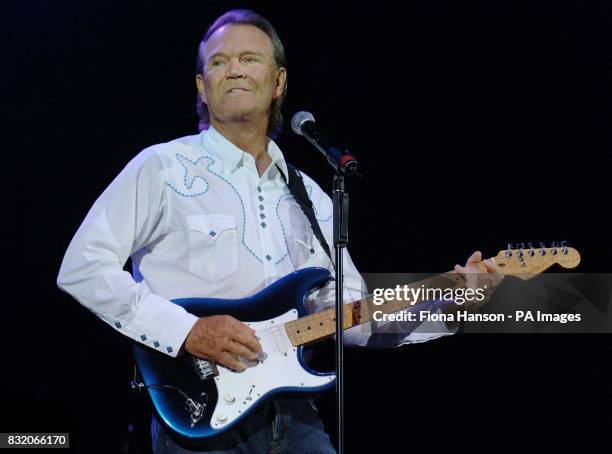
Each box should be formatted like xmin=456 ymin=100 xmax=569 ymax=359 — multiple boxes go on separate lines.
xmin=196 ymin=73 xmax=207 ymax=104
xmin=274 ymin=67 xmax=287 ymax=99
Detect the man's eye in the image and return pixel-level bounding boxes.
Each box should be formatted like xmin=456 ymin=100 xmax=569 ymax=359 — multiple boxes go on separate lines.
xmin=243 ymin=57 xmax=257 ymax=63
xmin=210 ymin=60 xmax=223 ymax=67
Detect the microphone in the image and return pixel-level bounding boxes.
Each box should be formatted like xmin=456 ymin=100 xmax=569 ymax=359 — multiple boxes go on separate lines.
xmin=291 ymin=111 xmax=362 ymax=177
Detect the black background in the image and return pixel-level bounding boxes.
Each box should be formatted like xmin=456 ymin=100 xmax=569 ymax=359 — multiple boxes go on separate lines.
xmin=3 ymin=0 xmax=612 ymax=452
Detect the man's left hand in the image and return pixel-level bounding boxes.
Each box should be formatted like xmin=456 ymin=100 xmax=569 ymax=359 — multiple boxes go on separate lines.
xmin=453 ymin=250 xmax=504 ymax=305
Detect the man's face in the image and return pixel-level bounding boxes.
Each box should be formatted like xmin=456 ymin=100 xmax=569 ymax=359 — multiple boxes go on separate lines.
xmin=196 ymin=24 xmax=286 ymax=127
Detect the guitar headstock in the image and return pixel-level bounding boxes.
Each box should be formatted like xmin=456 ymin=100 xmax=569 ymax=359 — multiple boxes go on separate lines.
xmin=492 ymin=242 xmax=581 ymax=280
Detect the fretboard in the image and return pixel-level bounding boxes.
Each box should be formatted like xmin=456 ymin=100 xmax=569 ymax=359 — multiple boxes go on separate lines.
xmin=284 ymin=272 xmax=465 ymax=347
xmin=282 ymin=246 xmax=581 ymax=346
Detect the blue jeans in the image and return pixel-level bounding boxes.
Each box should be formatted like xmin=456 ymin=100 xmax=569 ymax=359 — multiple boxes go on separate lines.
xmin=151 ymin=398 xmax=336 ymax=453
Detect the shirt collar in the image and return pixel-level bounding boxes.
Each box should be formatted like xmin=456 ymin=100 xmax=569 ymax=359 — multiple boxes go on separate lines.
xmin=202 ymin=125 xmax=289 ymax=182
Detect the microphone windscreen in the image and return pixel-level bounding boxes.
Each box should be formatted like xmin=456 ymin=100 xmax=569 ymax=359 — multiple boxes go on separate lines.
xmin=291 ymin=111 xmax=315 ymax=136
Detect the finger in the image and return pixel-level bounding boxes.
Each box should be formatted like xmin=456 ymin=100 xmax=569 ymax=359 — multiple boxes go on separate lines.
xmin=455 ymin=264 xmax=481 ymax=274
xmin=219 ymin=351 xmax=246 ymax=371
xmin=222 ymin=317 xmax=262 ymax=355
xmin=226 ymin=315 xmax=256 ymax=334
xmin=231 ymin=328 xmax=263 ymax=355
xmin=482 ymin=258 xmax=502 ymax=274
xmin=466 ymin=251 xmax=482 ymax=265
xmin=226 ymin=318 xmax=260 ymax=341
xmin=466 ymin=271 xmax=479 ymax=290
xmin=492 ymin=273 xmax=505 ymax=287
xmin=226 ymin=340 xmax=259 ymax=361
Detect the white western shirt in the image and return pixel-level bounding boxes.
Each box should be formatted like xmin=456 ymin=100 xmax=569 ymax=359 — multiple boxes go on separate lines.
xmin=57 ymin=127 xmax=451 ymax=357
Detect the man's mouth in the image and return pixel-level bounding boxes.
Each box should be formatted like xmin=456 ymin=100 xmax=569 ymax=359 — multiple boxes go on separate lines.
xmin=227 ymin=88 xmax=249 ymax=93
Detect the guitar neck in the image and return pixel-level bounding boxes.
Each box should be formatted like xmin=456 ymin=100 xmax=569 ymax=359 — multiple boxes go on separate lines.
xmin=284 ymin=271 xmax=464 ymax=347
xmin=283 ymin=246 xmax=581 ymax=347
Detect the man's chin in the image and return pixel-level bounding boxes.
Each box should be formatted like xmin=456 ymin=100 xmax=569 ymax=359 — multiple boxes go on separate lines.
xmin=217 ymin=109 xmax=264 ymax=124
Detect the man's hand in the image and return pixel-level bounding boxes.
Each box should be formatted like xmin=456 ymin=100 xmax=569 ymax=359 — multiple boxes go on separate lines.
xmin=184 ymin=315 xmax=263 ymax=371
xmin=453 ymin=250 xmax=504 ymax=305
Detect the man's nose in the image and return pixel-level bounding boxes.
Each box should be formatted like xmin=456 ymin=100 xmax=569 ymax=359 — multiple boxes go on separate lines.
xmin=227 ymin=58 xmax=246 ymax=78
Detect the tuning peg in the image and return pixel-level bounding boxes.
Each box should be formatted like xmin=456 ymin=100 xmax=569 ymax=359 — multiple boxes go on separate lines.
xmin=551 ymin=241 xmax=558 ymax=256
xmin=528 ymin=242 xmax=534 ymax=257
xmin=561 ymin=240 xmax=569 ymax=255
xmin=505 ymin=243 xmax=513 ymax=258
xmin=518 ymin=243 xmax=524 ymax=257
xmin=539 ymin=242 xmax=546 ymax=256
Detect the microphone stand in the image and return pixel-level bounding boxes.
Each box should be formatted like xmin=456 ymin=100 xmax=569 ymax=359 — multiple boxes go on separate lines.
xmin=291 ymin=111 xmax=360 ymax=453
xmin=332 ymin=172 xmax=349 ymax=454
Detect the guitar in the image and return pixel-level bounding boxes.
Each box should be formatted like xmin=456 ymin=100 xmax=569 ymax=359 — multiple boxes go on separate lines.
xmin=132 ymin=243 xmax=580 ymax=446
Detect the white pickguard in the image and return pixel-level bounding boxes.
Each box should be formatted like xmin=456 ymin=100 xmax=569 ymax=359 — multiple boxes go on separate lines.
xmin=209 ymin=309 xmax=334 ymax=430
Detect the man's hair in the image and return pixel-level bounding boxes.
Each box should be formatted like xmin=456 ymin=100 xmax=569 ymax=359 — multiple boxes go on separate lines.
xmin=196 ymin=9 xmax=287 ymax=138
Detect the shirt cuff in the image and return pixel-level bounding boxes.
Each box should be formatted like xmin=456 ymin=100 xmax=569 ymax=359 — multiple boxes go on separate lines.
xmin=124 ymin=293 xmax=199 ymax=357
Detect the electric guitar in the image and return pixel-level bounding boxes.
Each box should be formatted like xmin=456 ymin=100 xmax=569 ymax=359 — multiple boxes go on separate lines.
xmin=132 ymin=243 xmax=580 ymax=446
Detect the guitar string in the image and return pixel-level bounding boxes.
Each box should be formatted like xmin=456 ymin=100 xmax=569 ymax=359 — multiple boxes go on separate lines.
xmin=252 ymin=254 xmax=566 ymax=341
xmin=190 ymin=254 xmax=575 ymax=367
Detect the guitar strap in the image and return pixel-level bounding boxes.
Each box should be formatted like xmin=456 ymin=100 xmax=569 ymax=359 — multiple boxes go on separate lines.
xmin=276 ymin=163 xmax=333 ymax=265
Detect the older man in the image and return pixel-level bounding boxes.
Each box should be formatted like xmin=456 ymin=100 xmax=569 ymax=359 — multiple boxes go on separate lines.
xmin=58 ymin=9 xmax=499 ymax=453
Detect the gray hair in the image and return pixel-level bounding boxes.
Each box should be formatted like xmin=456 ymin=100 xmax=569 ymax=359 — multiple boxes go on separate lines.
xmin=196 ymin=9 xmax=287 ymax=138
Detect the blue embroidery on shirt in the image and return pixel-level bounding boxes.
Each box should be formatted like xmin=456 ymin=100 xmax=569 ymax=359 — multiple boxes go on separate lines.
xmin=166 ymin=152 xmax=316 ymax=264
xmin=165 ymin=153 xmax=212 ymax=197
xmin=200 ymin=158 xmax=263 ymax=263
xmin=274 ymin=190 xmax=293 ymax=264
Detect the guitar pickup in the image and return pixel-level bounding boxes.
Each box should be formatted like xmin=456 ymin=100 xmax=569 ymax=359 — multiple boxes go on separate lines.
xmin=272 ymin=326 xmax=288 ymax=355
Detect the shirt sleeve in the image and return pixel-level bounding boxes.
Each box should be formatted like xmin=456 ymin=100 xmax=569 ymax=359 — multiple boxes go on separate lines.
xmin=57 ymin=148 xmax=198 ymax=357
xmin=300 ymin=173 xmax=456 ymax=348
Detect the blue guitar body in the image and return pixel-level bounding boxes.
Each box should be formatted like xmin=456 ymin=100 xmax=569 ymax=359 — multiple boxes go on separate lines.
xmin=132 ymin=267 xmax=336 ymax=447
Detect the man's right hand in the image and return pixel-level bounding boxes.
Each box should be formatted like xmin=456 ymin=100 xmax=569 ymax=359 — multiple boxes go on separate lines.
xmin=184 ymin=315 xmax=263 ymax=371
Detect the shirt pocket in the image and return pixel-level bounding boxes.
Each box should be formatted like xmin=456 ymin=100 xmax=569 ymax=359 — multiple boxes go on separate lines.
xmin=287 ymin=224 xmax=329 ymax=270
xmin=187 ymin=214 xmax=239 ymax=281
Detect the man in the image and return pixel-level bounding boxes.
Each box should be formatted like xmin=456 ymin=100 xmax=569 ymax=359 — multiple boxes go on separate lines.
xmin=57 ymin=9 xmax=500 ymax=453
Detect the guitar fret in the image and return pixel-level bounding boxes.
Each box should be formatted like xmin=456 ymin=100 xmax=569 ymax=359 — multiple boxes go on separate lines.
xmin=317 ymin=313 xmax=325 ymax=339
xmin=297 ymin=321 xmax=305 ymax=345
xmin=313 ymin=312 xmax=325 ymax=341
xmin=305 ymin=319 xmax=313 ymax=342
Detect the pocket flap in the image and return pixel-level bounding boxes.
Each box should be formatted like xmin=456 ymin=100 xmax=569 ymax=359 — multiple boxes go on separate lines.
xmin=187 ymin=214 xmax=236 ymax=240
